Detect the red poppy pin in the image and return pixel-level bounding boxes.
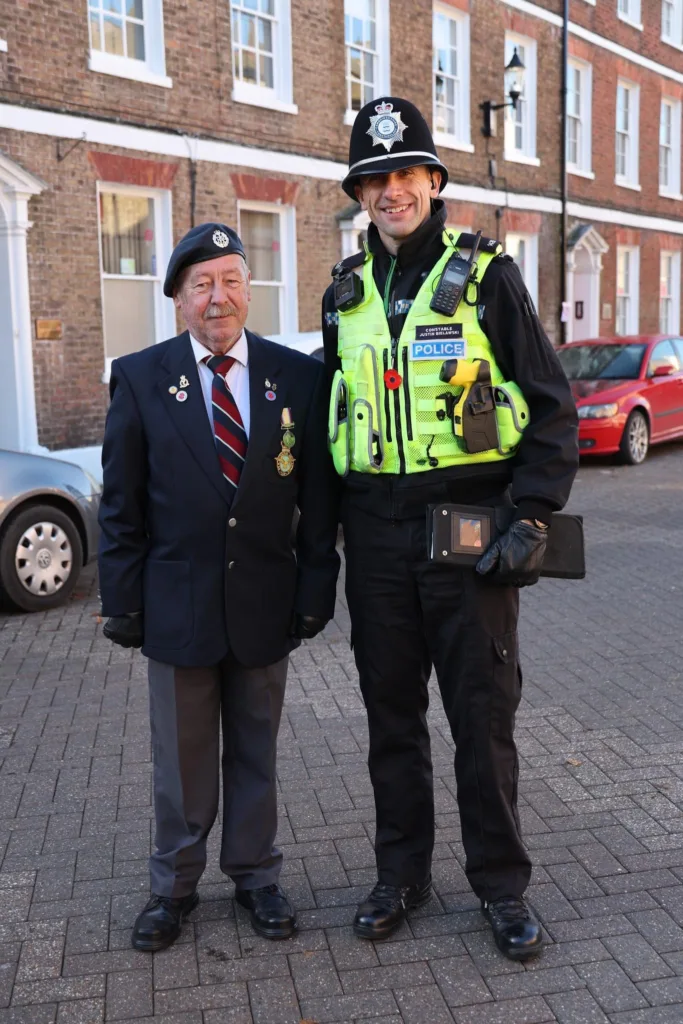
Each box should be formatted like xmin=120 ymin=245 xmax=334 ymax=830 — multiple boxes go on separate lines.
xmin=384 ymin=369 xmax=402 ymax=390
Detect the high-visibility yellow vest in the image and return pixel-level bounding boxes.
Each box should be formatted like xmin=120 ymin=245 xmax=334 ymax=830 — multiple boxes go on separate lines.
xmin=328 ymin=232 xmax=529 ymax=476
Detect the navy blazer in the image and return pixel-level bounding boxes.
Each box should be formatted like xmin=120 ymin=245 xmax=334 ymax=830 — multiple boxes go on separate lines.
xmin=98 ymin=329 xmax=340 ymax=668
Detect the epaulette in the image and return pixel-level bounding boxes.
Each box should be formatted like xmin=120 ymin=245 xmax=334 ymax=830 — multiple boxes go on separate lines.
xmin=451 ymin=231 xmax=501 ymax=253
xmin=493 ymin=253 xmax=514 ymax=264
xmin=331 ymin=250 xmax=366 ymax=278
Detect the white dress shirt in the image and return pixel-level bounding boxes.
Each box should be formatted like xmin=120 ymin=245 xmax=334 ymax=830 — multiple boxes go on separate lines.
xmin=190 ymin=332 xmax=251 ymax=439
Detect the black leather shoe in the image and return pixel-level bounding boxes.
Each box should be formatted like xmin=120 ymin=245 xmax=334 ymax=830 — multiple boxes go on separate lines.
xmin=483 ymin=896 xmax=543 ymax=960
xmin=353 ymin=878 xmax=432 ymax=940
xmin=235 ymin=884 xmax=297 ymax=939
xmin=131 ymin=891 xmax=199 ymax=952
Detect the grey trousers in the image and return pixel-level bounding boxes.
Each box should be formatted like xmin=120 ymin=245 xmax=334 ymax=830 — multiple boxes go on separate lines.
xmin=147 ymin=654 xmax=289 ymax=898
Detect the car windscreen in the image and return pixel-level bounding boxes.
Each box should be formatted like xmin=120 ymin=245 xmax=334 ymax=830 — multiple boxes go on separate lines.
xmin=557 ymin=343 xmax=647 ymax=380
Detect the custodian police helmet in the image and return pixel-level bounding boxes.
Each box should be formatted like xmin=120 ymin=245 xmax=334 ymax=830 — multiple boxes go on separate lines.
xmin=341 ymin=96 xmax=449 ymax=201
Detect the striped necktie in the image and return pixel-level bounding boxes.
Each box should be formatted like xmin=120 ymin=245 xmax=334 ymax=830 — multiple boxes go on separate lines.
xmin=203 ymin=354 xmax=248 ymax=492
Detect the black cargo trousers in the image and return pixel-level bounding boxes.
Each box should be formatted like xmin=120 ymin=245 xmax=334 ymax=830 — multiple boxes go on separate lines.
xmin=343 ymin=501 xmax=532 ymax=904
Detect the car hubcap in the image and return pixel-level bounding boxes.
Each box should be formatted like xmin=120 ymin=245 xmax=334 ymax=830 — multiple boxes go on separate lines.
xmin=629 ymin=416 xmax=648 ymax=463
xmin=14 ymin=522 xmax=72 ymax=596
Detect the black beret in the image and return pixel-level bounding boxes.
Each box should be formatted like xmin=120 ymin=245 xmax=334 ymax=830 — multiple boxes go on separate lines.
xmin=163 ymin=222 xmax=246 ymax=297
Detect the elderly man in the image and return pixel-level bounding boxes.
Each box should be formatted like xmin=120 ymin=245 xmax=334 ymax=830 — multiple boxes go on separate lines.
xmin=99 ymin=223 xmax=340 ymax=951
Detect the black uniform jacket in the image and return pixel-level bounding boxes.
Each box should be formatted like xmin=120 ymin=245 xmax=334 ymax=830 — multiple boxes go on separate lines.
xmin=322 ymin=201 xmax=579 ymax=523
xmin=98 ymin=329 xmax=340 ymax=669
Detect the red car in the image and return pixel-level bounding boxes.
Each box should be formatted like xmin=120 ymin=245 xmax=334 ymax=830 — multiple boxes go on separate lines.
xmin=556 ymin=335 xmax=683 ymax=464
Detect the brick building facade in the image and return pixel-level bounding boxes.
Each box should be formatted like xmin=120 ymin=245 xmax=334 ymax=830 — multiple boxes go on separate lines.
xmin=1 ymin=0 xmax=682 ymax=462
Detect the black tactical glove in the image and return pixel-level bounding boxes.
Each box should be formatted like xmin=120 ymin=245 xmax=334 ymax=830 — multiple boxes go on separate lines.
xmin=103 ymin=611 xmax=144 ymax=649
xmin=476 ymin=519 xmax=548 ymax=588
xmin=291 ymin=614 xmax=328 ymax=640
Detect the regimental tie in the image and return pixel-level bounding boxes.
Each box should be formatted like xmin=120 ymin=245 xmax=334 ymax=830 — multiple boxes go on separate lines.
xmin=203 ymin=355 xmax=248 ymax=493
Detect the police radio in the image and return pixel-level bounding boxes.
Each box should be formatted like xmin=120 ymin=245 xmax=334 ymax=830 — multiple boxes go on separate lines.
xmin=429 ymin=230 xmax=482 ymax=317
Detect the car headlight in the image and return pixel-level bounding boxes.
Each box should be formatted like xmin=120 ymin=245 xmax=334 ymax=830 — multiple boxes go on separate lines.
xmin=577 ymin=403 xmax=619 ymax=420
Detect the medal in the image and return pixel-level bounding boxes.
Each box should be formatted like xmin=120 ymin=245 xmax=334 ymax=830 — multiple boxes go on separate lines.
xmin=275 ymin=408 xmax=296 ymax=476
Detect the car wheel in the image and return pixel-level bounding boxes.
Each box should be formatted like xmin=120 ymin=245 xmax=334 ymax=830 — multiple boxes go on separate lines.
xmin=618 ymin=409 xmax=649 ymax=465
xmin=0 ymin=504 xmax=84 ymax=613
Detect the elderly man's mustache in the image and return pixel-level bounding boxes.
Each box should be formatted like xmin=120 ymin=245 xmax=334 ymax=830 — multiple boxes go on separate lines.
xmin=204 ymin=303 xmax=239 ymax=319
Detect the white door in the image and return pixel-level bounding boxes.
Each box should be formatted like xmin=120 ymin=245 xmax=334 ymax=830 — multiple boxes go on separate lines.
xmin=571 ymin=246 xmax=599 ymax=341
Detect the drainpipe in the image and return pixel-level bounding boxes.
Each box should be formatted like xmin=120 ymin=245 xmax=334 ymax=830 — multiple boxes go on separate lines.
xmin=560 ymin=0 xmax=569 ymax=344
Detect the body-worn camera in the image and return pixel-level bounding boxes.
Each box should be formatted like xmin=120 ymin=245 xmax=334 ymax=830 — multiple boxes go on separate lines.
xmin=334 ymin=271 xmax=364 ymax=312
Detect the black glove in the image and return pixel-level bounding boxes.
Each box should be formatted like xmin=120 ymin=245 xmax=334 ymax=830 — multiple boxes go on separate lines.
xmin=476 ymin=520 xmax=548 ymax=588
xmin=291 ymin=613 xmax=328 ymax=640
xmin=103 ymin=612 xmax=144 ymax=649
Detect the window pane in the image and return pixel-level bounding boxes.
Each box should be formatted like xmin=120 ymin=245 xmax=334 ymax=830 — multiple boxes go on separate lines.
xmin=103 ymin=0 xmax=123 ymax=12
xmin=259 ymin=54 xmax=273 ymax=88
xmin=243 ymin=0 xmax=258 ymax=10
xmin=242 ymin=48 xmax=257 ymax=82
xmin=241 ymin=210 xmax=281 ymax=281
xmin=241 ymin=13 xmax=255 ymax=47
xmin=351 ymin=79 xmax=362 ymax=110
xmin=363 ymin=50 xmax=374 ymax=85
xmin=246 ymin=284 xmax=281 ymax=336
xmin=351 ymin=16 xmax=363 ymax=45
xmin=125 ymin=0 xmax=143 ymax=17
xmin=260 ymin=0 xmax=274 ymax=12
xmin=126 ymin=20 xmax=145 ymax=60
xmin=103 ymin=279 xmax=156 ymax=359
xmin=258 ymin=17 xmax=272 ymax=52
xmin=103 ymin=15 xmax=124 ymax=55
xmin=100 ymin=193 xmax=156 ymax=276
xmin=89 ymin=11 xmax=102 ymax=50
xmin=349 ymin=50 xmax=361 ymax=81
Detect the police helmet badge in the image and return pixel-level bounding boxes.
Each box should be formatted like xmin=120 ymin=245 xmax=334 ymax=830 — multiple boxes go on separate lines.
xmin=366 ymin=101 xmax=408 ymax=152
xmin=212 ymin=229 xmax=230 ymax=248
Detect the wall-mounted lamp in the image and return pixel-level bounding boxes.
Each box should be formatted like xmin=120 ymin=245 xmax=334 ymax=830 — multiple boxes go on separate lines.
xmin=480 ymin=48 xmax=526 ymax=138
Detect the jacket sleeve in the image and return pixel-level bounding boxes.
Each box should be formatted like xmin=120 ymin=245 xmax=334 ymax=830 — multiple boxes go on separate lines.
xmin=322 ymin=284 xmax=342 ymax=385
xmin=480 ymin=258 xmax=579 ymax=523
xmin=97 ymin=360 xmax=149 ymax=616
xmin=294 ymin=360 xmax=341 ymax=620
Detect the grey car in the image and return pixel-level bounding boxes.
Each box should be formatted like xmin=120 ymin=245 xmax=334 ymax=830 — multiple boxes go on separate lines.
xmin=0 ymin=449 xmax=101 ymax=613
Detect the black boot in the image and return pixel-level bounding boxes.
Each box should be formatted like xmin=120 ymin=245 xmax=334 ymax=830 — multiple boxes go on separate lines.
xmin=353 ymin=878 xmax=432 ymax=940
xmin=235 ymin=884 xmax=297 ymax=939
xmin=131 ymin=891 xmax=199 ymax=952
xmin=483 ymin=896 xmax=543 ymax=960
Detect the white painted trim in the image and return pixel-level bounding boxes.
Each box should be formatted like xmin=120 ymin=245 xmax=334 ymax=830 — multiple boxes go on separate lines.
xmin=616 ymin=181 xmax=642 ymax=192
xmin=434 ymin=133 xmax=475 ymax=153
xmin=659 ymin=250 xmax=681 ymax=334
xmin=506 ymin=231 xmax=538 ymax=308
xmin=344 ymin=109 xmax=358 ymax=127
xmin=660 ymin=96 xmax=682 ymax=199
xmin=660 ymin=192 xmax=683 ymax=201
xmin=567 ymin=58 xmax=592 ymax=177
xmin=88 ymin=51 xmax=172 ymax=88
xmin=615 ymin=79 xmax=639 ymax=191
xmin=443 ymin=181 xmax=562 ymax=213
xmin=0 ymin=39 xmax=7 ymax=53
xmin=504 ymin=33 xmax=537 ymax=162
xmin=569 ymin=168 xmax=595 ymax=180
xmin=616 ymin=244 xmax=640 ymax=335
xmin=499 ymin=0 xmax=683 ymax=87
xmin=231 ymin=82 xmax=298 ymax=116
xmin=0 ymin=153 xmax=46 ymax=453
xmin=504 ymin=153 xmax=541 ymax=167
xmin=10 ymin=103 xmax=683 ymax=235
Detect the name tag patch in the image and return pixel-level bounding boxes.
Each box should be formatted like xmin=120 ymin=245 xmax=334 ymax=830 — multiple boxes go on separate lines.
xmin=411 ymin=325 xmax=466 ymax=360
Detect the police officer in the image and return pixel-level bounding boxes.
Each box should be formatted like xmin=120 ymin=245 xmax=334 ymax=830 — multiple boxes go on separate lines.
xmin=322 ymin=98 xmax=579 ymax=961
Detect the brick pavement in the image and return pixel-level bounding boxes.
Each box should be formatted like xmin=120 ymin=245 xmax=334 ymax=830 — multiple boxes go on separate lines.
xmin=1 ymin=443 xmax=683 ymax=1023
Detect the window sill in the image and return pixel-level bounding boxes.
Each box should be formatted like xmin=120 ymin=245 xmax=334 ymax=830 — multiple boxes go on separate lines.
xmin=344 ymin=109 xmax=358 ymax=127
xmin=659 ymin=189 xmax=683 ymax=201
xmin=617 ymin=16 xmax=643 ymax=30
xmin=434 ymin=132 xmax=475 ymax=154
xmin=89 ymin=50 xmax=172 ymax=88
xmin=231 ymin=82 xmax=298 ymax=116
xmin=504 ymin=152 xmax=541 ymax=167
xmin=0 ymin=39 xmax=7 ymax=53
xmin=615 ymin=178 xmax=641 ymax=191
xmin=568 ymin=166 xmax=595 ymax=180
xmin=662 ymin=35 xmax=683 ymax=51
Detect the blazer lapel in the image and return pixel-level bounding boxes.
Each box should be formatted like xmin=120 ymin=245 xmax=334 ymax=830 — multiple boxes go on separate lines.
xmin=233 ymin=331 xmax=284 ymax=503
xmin=157 ymin=331 xmax=230 ymax=505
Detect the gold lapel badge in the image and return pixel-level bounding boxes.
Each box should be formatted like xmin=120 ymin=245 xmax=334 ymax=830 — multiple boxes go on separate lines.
xmin=275 ymin=407 xmax=296 ymax=477
xmin=179 ymin=374 xmax=190 ymax=388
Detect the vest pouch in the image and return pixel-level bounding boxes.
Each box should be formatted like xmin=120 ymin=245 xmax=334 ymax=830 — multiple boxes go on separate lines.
xmin=494 ymin=383 xmax=530 ymax=453
xmin=328 ymin=370 xmax=350 ymax=477
xmin=351 ymin=345 xmax=384 ymax=472
xmin=351 ymin=399 xmax=383 ymax=472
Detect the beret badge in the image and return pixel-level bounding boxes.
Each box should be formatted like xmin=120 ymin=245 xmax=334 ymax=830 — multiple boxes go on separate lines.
xmin=212 ymin=229 xmax=230 ymax=248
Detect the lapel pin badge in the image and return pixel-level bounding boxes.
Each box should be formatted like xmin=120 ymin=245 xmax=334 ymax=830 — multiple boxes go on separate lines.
xmin=168 ymin=386 xmax=178 ymax=395
xmin=176 ymin=390 xmax=188 ymax=403
xmin=179 ymin=374 xmax=190 ymax=388
xmin=265 ymin=389 xmax=277 ymax=401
